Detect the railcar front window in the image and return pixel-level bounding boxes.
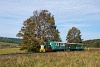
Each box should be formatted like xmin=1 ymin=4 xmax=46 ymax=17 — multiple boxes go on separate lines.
xmin=48 ymin=45 xmax=51 ymax=49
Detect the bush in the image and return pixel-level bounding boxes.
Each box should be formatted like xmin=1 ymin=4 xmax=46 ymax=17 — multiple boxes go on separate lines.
xmin=27 ymin=45 xmax=40 ymax=52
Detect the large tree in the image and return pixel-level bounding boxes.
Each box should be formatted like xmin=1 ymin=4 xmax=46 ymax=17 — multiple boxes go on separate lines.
xmin=17 ymin=10 xmax=61 ymax=52
xmin=66 ymin=27 xmax=82 ymax=43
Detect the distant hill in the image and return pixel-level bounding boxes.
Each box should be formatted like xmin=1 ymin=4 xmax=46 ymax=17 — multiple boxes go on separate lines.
xmin=0 ymin=37 xmax=22 ymax=44
xmin=0 ymin=42 xmax=19 ymax=47
xmin=0 ymin=37 xmax=100 ymax=48
xmin=83 ymin=39 xmax=100 ymax=48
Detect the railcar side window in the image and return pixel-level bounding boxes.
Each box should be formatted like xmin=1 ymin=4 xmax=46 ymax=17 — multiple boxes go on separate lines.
xmin=55 ymin=43 xmax=57 ymax=46
xmin=59 ymin=43 xmax=60 ymax=46
xmin=56 ymin=43 xmax=57 ymax=46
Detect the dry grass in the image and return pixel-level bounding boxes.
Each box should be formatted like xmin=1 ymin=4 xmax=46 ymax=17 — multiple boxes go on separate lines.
xmin=0 ymin=48 xmax=26 ymax=54
xmin=0 ymin=50 xmax=100 ymax=67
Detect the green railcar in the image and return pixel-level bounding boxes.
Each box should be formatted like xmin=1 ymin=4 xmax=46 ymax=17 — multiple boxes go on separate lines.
xmin=40 ymin=41 xmax=84 ymax=52
xmin=67 ymin=43 xmax=84 ymax=51
xmin=49 ymin=41 xmax=69 ymax=51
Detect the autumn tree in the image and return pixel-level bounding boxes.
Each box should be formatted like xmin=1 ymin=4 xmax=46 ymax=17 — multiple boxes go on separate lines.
xmin=66 ymin=27 xmax=82 ymax=43
xmin=17 ymin=10 xmax=61 ymax=52
xmin=53 ymin=29 xmax=62 ymax=42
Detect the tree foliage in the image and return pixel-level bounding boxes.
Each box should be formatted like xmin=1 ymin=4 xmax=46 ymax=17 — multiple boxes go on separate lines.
xmin=83 ymin=39 xmax=100 ymax=48
xmin=17 ymin=10 xmax=61 ymax=52
xmin=66 ymin=27 xmax=82 ymax=43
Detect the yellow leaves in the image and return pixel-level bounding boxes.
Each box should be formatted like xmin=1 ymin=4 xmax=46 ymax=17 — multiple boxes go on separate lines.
xmin=26 ymin=18 xmax=32 ymax=23
xmin=16 ymin=32 xmax=23 ymax=37
xmin=38 ymin=40 xmax=43 ymax=45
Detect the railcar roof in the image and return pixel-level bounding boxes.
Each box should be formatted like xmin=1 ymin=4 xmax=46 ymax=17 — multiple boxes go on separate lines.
xmin=66 ymin=43 xmax=84 ymax=45
xmin=54 ymin=42 xmax=66 ymax=43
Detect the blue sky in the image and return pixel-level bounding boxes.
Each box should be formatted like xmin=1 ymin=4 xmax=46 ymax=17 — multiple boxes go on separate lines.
xmin=0 ymin=0 xmax=100 ymax=42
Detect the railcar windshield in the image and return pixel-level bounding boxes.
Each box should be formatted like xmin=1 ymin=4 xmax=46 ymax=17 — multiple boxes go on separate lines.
xmin=44 ymin=45 xmax=51 ymax=49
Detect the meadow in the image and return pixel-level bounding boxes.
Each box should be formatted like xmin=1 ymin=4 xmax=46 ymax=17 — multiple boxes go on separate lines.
xmin=0 ymin=48 xmax=25 ymax=54
xmin=0 ymin=50 xmax=100 ymax=67
xmin=0 ymin=42 xmax=19 ymax=46
xmin=0 ymin=42 xmax=23 ymax=54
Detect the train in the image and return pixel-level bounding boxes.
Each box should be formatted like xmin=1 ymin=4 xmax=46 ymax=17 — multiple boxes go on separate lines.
xmin=40 ymin=41 xmax=84 ymax=52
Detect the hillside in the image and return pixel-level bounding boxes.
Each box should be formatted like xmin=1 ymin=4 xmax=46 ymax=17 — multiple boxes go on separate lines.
xmin=83 ymin=39 xmax=100 ymax=48
xmin=0 ymin=42 xmax=19 ymax=46
xmin=0 ymin=37 xmax=22 ymax=44
xmin=0 ymin=37 xmax=21 ymax=47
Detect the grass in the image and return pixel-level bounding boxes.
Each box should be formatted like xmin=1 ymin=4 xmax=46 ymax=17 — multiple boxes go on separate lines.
xmin=0 ymin=42 xmax=19 ymax=46
xmin=0 ymin=48 xmax=26 ymax=54
xmin=0 ymin=50 xmax=100 ymax=67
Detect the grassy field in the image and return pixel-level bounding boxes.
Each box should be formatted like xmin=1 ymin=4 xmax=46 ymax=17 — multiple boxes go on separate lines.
xmin=0 ymin=42 xmax=19 ymax=46
xmin=0 ymin=48 xmax=26 ymax=54
xmin=0 ymin=50 xmax=100 ymax=67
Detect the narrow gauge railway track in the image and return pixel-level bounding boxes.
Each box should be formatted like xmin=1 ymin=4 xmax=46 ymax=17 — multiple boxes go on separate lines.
xmin=0 ymin=49 xmax=100 ymax=59
xmin=0 ymin=52 xmax=60 ymax=58
xmin=0 ymin=50 xmax=84 ymax=55
xmin=0 ymin=52 xmax=46 ymax=58
xmin=0 ymin=53 xmax=33 ymax=59
xmin=0 ymin=51 xmax=80 ymax=58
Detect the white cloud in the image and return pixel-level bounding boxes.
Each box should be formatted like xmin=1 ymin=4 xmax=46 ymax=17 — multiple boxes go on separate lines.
xmin=57 ymin=23 xmax=91 ymax=28
xmin=82 ymin=32 xmax=100 ymax=40
xmin=0 ymin=0 xmax=100 ymax=40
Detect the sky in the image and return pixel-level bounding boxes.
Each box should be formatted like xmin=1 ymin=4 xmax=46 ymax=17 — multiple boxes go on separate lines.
xmin=0 ymin=0 xmax=100 ymax=42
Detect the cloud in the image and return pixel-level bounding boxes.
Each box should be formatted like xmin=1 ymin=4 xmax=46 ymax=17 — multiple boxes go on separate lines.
xmin=57 ymin=23 xmax=91 ymax=28
xmin=1 ymin=0 xmax=100 ymax=23
xmin=0 ymin=0 xmax=100 ymax=41
xmin=82 ymin=32 xmax=100 ymax=40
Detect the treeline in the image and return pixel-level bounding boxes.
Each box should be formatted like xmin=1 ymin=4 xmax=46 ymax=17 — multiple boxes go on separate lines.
xmin=83 ymin=39 xmax=100 ymax=48
xmin=0 ymin=37 xmax=22 ymax=44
